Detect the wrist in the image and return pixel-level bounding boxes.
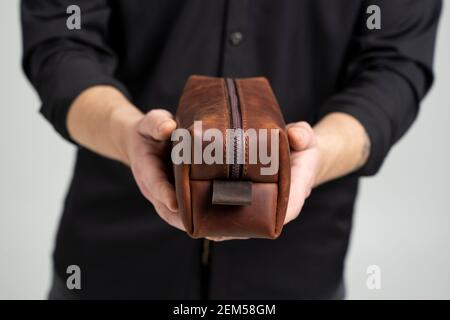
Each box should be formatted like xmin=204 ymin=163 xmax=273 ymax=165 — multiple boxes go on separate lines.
xmin=109 ymin=104 xmax=143 ymax=166
xmin=313 ymin=129 xmax=335 ymax=186
xmin=312 ymin=112 xmax=370 ymax=185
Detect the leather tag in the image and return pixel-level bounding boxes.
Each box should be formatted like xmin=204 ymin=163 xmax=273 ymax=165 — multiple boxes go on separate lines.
xmin=212 ymin=180 xmax=252 ymax=206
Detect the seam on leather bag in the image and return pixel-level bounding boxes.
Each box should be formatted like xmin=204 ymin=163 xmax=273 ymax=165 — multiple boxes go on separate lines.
xmin=189 ymin=179 xmax=195 ymax=236
xmin=236 ymin=80 xmax=249 ymax=178
xmin=221 ymin=79 xmax=229 ymax=178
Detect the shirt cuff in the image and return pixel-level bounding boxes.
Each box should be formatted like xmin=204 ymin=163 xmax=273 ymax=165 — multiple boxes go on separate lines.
xmin=37 ymin=55 xmax=130 ymax=144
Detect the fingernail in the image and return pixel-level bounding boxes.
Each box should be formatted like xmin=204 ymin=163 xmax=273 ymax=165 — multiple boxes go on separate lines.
xmin=292 ymin=128 xmax=305 ymax=141
xmin=158 ymin=119 xmax=173 ymax=133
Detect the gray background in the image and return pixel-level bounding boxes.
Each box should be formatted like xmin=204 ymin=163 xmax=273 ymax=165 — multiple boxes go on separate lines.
xmin=0 ymin=1 xmax=449 ymax=300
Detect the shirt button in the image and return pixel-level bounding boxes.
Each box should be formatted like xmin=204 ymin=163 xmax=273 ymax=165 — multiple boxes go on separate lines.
xmin=229 ymin=31 xmax=243 ymax=46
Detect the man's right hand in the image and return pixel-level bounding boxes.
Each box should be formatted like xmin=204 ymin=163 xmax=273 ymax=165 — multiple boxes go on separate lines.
xmin=124 ymin=109 xmax=185 ymax=231
xmin=67 ymin=86 xmax=184 ymax=232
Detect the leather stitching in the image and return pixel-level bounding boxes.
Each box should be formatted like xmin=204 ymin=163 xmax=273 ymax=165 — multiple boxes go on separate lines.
xmin=236 ymin=80 xmax=249 ymax=178
xmin=221 ymin=79 xmax=229 ymax=178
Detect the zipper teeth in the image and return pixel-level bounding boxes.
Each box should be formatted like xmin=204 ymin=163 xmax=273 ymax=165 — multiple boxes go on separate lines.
xmin=225 ymin=78 xmax=242 ymax=179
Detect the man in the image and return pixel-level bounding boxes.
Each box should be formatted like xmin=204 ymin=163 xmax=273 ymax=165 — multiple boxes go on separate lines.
xmin=21 ymin=0 xmax=441 ymax=299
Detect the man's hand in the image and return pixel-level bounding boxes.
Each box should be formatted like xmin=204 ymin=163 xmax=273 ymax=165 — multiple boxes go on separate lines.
xmin=283 ymin=112 xmax=371 ymax=225
xmin=124 ymin=109 xmax=184 ymax=231
xmin=67 ymin=86 xmax=184 ymax=232
xmin=284 ymin=122 xmax=321 ymax=225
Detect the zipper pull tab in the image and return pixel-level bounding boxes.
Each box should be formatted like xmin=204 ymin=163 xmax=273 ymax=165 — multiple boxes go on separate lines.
xmin=212 ymin=180 xmax=252 ymax=206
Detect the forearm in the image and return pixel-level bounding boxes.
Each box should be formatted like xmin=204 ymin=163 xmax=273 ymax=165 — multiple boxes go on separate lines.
xmin=66 ymin=85 xmax=143 ymax=165
xmin=313 ymin=112 xmax=371 ymax=186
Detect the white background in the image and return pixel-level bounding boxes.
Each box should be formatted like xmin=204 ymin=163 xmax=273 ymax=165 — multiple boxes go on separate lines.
xmin=0 ymin=1 xmax=449 ymax=299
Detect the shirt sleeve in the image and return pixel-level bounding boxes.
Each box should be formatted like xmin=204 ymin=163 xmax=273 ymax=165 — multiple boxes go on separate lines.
xmin=21 ymin=0 xmax=130 ymax=143
xmin=318 ymin=0 xmax=442 ymax=176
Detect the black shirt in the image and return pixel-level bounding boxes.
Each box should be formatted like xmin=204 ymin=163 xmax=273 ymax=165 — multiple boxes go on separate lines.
xmin=21 ymin=0 xmax=441 ymax=299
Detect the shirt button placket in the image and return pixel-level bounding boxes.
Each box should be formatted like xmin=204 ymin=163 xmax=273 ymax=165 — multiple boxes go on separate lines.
xmin=221 ymin=0 xmax=249 ymax=77
xmin=229 ymin=31 xmax=243 ymax=46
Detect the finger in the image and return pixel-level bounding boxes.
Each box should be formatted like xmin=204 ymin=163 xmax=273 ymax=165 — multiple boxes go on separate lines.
xmin=146 ymin=161 xmax=178 ymax=212
xmin=139 ymin=109 xmax=177 ymax=141
xmin=206 ymin=236 xmax=249 ymax=242
xmin=284 ymin=188 xmax=305 ymax=225
xmin=284 ymin=161 xmax=314 ymax=225
xmin=287 ymin=122 xmax=314 ymax=151
xmin=135 ymin=153 xmax=178 ymax=212
xmin=288 ymin=127 xmax=311 ymax=151
xmin=153 ymin=199 xmax=185 ymax=231
xmin=153 ymin=178 xmax=178 ymax=212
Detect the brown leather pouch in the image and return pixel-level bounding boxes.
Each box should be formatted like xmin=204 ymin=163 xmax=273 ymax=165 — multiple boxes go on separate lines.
xmin=173 ymin=75 xmax=290 ymax=239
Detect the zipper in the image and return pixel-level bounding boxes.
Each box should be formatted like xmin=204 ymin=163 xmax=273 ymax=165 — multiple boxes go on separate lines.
xmin=225 ymin=78 xmax=243 ymax=179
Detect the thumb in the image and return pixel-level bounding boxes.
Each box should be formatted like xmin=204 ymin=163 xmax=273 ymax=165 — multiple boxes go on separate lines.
xmin=139 ymin=109 xmax=177 ymax=141
xmin=287 ymin=122 xmax=314 ymax=151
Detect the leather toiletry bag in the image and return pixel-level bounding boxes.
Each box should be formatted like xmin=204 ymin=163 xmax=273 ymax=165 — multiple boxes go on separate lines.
xmin=173 ymin=75 xmax=290 ymax=239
